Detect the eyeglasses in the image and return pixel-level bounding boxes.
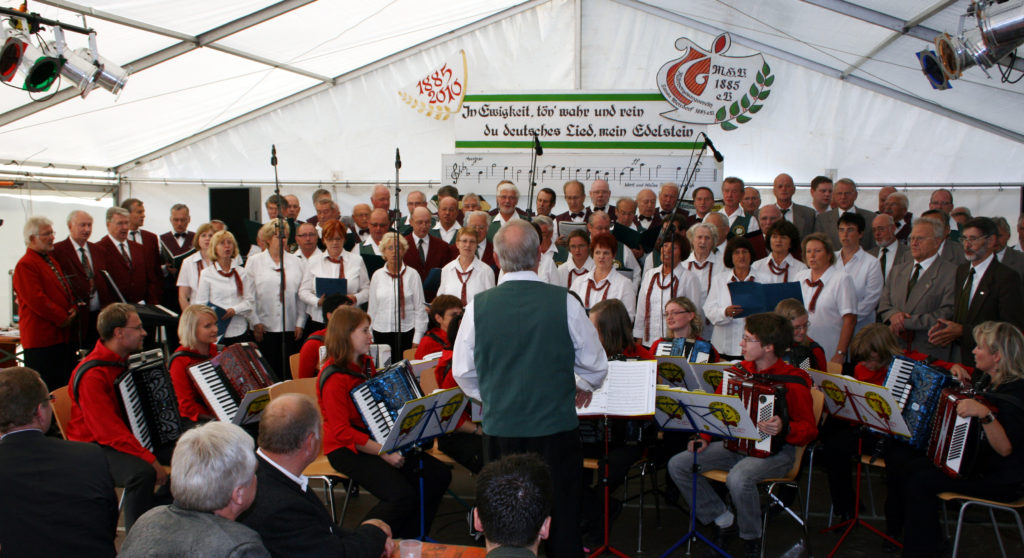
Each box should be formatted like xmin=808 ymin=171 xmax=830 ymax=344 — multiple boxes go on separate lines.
xmin=792 ymin=323 xmax=808 ymax=331
xmin=741 ymin=335 xmax=761 ymax=344
xmin=962 ymin=235 xmax=989 ymax=244
xmin=122 ymin=324 xmax=146 ymax=332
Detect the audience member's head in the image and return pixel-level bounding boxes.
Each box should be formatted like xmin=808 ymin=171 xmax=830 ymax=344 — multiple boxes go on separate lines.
xmin=474 ymin=453 xmax=552 ymax=554
xmin=0 ymin=367 xmax=51 ymax=435
xmin=171 ymin=422 xmax=257 ymax=519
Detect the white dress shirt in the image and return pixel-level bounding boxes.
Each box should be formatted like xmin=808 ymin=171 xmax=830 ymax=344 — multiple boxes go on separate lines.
xmin=70 ymin=238 xmax=101 ymax=310
xmin=247 ymin=251 xmax=307 ymax=332
xmin=834 ymin=248 xmax=883 ymax=332
xmin=298 ymin=251 xmax=370 ymax=323
xmin=538 ymin=251 xmax=559 ymax=286
xmin=354 ymin=237 xmax=383 ymax=257
xmin=704 ymin=270 xmax=760 ymax=357
xmin=452 ymin=270 xmax=607 ymax=400
xmin=795 ymin=266 xmax=857 ymax=358
xmin=433 ymin=221 xmax=461 ymax=244
xmin=108 ymin=234 xmax=133 ymax=265
xmin=556 ymin=257 xmax=594 ymax=290
xmin=367 ymin=265 xmax=428 ymax=342
xmin=294 ymin=247 xmax=323 ymax=264
xmin=437 ymin=257 xmax=495 ymax=304
xmin=750 ymin=253 xmax=807 ymax=284
xmin=633 ymin=263 xmax=702 ymax=346
xmin=194 ymin=261 xmax=255 ymax=338
xmin=875 ymin=241 xmax=900 ymax=281
xmin=570 ymin=268 xmax=637 ymax=321
xmin=175 ymin=252 xmax=211 ymax=300
xmin=718 ymin=207 xmax=759 ymax=232
xmin=965 ymin=253 xmax=994 ymax=304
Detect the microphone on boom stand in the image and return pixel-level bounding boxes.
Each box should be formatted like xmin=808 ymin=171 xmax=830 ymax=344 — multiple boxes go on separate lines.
xmin=525 ymin=132 xmax=543 ymax=217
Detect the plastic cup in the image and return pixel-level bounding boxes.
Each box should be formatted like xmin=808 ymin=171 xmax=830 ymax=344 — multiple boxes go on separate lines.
xmin=399 ymin=539 xmax=422 ymax=558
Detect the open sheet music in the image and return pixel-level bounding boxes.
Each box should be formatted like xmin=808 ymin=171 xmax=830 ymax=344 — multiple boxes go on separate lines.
xmin=806 ymin=368 xmax=911 ymax=438
xmin=578 ymin=360 xmax=656 ymax=417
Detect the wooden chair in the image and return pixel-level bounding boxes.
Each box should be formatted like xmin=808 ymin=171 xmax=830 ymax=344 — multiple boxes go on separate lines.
xmin=49 ymin=386 xmax=72 ymax=438
xmin=939 ymin=492 xmax=1024 ymax=557
xmin=701 ymin=388 xmax=826 ymax=558
xmin=288 ymin=353 xmax=301 ymax=380
xmin=402 ymin=347 xmax=418 ymax=362
xmin=269 ymin=378 xmax=352 ymax=525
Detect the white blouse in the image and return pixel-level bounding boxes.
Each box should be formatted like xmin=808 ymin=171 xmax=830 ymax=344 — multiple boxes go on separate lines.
xmin=632 ymin=263 xmax=702 ymax=346
xmin=750 ymin=253 xmax=807 ymax=284
xmin=298 ymin=251 xmax=370 ymax=323
xmin=833 ymin=248 xmax=883 ymax=333
xmin=794 ymin=266 xmax=857 ymax=358
xmin=556 ymin=257 xmax=594 ymax=290
xmin=194 ymin=261 xmax=255 ymax=338
xmin=437 ymin=257 xmax=496 ymax=304
xmin=570 ymin=268 xmax=637 ymax=321
xmin=367 ymin=265 xmax=428 ymax=342
xmin=176 ymin=251 xmax=210 ymax=292
xmin=704 ymin=270 xmax=759 ymax=357
xmin=246 ymin=251 xmax=307 ymax=332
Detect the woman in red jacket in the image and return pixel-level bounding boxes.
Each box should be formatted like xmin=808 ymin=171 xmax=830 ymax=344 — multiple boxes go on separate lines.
xmin=415 ymin=295 xmax=463 ymax=359
xmin=318 ymin=306 xmax=451 ymax=539
xmin=168 ymin=304 xmax=219 ymax=428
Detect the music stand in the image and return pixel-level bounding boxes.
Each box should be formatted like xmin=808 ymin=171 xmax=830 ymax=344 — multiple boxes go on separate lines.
xmin=380 ymin=387 xmax=469 ymax=542
xmin=587 ymin=414 xmax=633 ymax=558
xmin=806 ymin=370 xmax=909 ymax=556
xmin=654 ymin=387 xmax=762 ymax=558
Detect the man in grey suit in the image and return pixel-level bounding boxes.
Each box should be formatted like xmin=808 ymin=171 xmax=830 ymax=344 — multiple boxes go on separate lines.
xmin=921 ymin=209 xmax=967 ymax=265
xmin=869 ymin=214 xmax=910 ymax=283
xmin=993 ymin=216 xmax=1024 ymax=282
xmin=878 ymin=218 xmax=956 ymax=360
xmin=814 ymin=178 xmax=876 ymax=251
xmin=771 ymin=173 xmax=815 ymax=238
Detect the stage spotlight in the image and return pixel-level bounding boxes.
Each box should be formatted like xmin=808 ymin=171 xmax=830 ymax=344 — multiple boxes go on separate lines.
xmin=92 ymin=53 xmax=128 ymax=94
xmin=924 ymin=0 xmax=1024 ymax=85
xmin=10 ymin=35 xmax=62 ymax=92
xmin=1 ymin=27 xmax=28 ymax=83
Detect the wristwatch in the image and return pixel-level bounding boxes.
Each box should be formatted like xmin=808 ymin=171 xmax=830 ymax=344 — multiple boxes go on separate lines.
xmin=981 ymin=413 xmax=996 ymax=425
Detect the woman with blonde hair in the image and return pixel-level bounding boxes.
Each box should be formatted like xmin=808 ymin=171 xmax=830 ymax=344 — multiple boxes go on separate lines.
xmin=367 ymin=231 xmax=427 ymax=357
xmin=774 ymin=298 xmax=828 ymax=372
xmin=176 ymin=222 xmax=216 ymax=309
xmin=194 ymin=230 xmax=253 ymax=345
xmin=168 ymin=304 xmax=220 ymax=428
xmin=247 ymin=220 xmax=306 ymax=380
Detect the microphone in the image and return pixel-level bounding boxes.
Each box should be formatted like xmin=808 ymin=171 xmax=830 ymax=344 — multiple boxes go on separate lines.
xmin=700 ymin=133 xmax=724 ymax=163
xmin=395 ymin=148 xmax=402 ymax=170
xmin=270 ymin=144 xmax=277 ymax=167
xmin=533 ymin=132 xmax=543 ymax=156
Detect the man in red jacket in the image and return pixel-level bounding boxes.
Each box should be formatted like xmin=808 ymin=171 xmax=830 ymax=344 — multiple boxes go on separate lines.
xmin=666 ymin=313 xmax=818 ymax=558
xmin=12 ymin=216 xmax=78 ymax=390
xmin=53 ymin=210 xmax=112 ymax=356
xmin=66 ymin=303 xmax=170 ymax=533
xmin=96 ymin=207 xmax=161 ymax=304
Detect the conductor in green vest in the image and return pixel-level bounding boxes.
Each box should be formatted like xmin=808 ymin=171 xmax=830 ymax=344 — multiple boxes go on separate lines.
xmin=452 ymin=219 xmax=608 ymax=558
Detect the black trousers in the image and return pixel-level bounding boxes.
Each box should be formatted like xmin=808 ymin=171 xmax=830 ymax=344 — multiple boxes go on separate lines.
xmin=486 ymin=428 xmax=585 ymax=558
xmin=258 ymin=331 xmax=297 ymax=382
xmin=23 ymin=343 xmax=76 ymax=391
xmin=327 ymin=448 xmax=451 ymax=539
xmin=99 ymin=446 xmax=170 ymax=533
xmin=818 ymin=417 xmax=882 ymax=516
xmin=372 ymin=329 xmax=414 ymax=364
xmin=437 ymin=432 xmax=484 ymax=475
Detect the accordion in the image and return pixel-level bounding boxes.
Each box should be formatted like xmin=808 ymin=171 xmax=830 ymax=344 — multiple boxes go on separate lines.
xmin=116 ymin=349 xmax=183 ymax=454
xmin=721 ymin=368 xmax=789 ymax=458
xmin=884 ymin=355 xmax=952 ymax=449
xmin=927 ymin=388 xmax=994 ymax=478
xmin=783 ymin=343 xmax=818 ymax=372
xmin=655 ymin=338 xmax=713 ymax=363
xmin=350 ymin=360 xmax=424 ymax=444
xmin=188 ymin=343 xmax=275 ymax=424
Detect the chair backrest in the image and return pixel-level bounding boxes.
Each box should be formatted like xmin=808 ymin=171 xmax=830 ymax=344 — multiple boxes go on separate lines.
xmin=420 ymin=366 xmax=439 ymax=394
xmin=402 ymin=347 xmax=418 ymax=362
xmin=269 ymin=378 xmax=318 ymax=402
xmin=289 ymin=353 xmax=301 ymax=380
xmin=779 ymin=387 xmax=826 ymax=481
xmin=49 ymin=386 xmax=72 ymax=439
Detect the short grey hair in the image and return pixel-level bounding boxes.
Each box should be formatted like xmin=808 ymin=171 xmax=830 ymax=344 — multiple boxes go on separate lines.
xmin=913 ymin=217 xmax=944 ymax=240
xmin=379 ymin=231 xmax=408 ymax=254
xmin=23 ymin=216 xmax=51 ymax=246
xmin=494 ymin=219 xmax=540 ymax=272
xmin=66 ymin=209 xmax=90 ymax=226
xmin=171 ymin=422 xmax=256 ymax=512
xmin=687 ymin=221 xmax=719 ymax=246
xmin=496 ymin=181 xmax=519 ymax=196
xmin=105 ymin=206 xmax=129 ymax=223
xmin=465 ymin=210 xmax=491 ymax=226
xmin=887 ymin=192 xmax=909 ymax=209
xmin=836 ymin=178 xmax=856 ymax=190
xmin=532 ymin=214 xmax=554 ymax=228
xmin=992 ymin=216 xmax=1011 ymax=235
xmin=170 ymin=204 xmax=189 ymax=213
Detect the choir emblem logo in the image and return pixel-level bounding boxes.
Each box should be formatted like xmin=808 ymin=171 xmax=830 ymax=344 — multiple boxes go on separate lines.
xmin=398 ymin=50 xmax=467 ymax=120
xmin=657 ymin=33 xmax=774 ymax=131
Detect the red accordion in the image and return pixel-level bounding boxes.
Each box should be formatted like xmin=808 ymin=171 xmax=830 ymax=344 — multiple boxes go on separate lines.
xmin=927 ymin=387 xmax=995 ymax=478
xmin=721 ymin=367 xmax=789 ymax=458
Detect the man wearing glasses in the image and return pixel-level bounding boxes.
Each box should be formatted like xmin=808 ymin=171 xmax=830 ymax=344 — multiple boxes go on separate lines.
xmin=928 ymin=217 xmax=1024 ymax=367
xmin=65 ymin=303 xmax=170 ymax=533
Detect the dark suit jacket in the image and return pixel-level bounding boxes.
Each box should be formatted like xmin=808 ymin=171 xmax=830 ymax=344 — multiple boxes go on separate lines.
xmin=96 ymin=236 xmax=161 ymax=304
xmin=878 ymin=258 xmax=956 ymax=359
xmin=998 ymin=248 xmax=1024 ymax=284
xmin=636 ymin=213 xmax=663 ymax=233
xmin=953 ymin=260 xmax=1024 ymax=367
xmin=814 ymin=206 xmax=877 ymax=251
xmin=239 ymin=455 xmax=388 ymax=558
xmin=0 ymin=430 xmax=118 ymax=557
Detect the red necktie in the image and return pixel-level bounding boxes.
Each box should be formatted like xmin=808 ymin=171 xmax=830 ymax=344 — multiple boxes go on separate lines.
xmin=689 ymin=260 xmax=713 ymax=293
xmin=197 ymin=260 xmax=204 ymax=274
xmin=456 ymin=268 xmax=473 ymax=305
xmin=804 ymin=279 xmax=824 ymax=312
xmin=585 ymin=278 xmax=611 ymax=307
xmin=217 ymin=266 xmax=244 ymax=296
xmin=768 ymin=259 xmax=788 ymax=282
xmin=568 ymin=267 xmax=587 ymax=289
xmin=327 ymin=256 xmax=345 ymax=279
xmin=274 ymin=261 xmax=286 ymax=302
xmin=644 ymin=271 xmax=678 ymax=340
xmin=118 ymin=242 xmax=132 ymax=269
xmin=387 ymin=268 xmax=406 ymax=320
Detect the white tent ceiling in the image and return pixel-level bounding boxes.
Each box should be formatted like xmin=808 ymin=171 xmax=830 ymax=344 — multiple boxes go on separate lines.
xmin=0 ymin=0 xmax=1022 ymax=177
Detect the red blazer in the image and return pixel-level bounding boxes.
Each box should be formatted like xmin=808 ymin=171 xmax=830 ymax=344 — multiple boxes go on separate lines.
xmin=298 ymin=328 xmax=327 ymax=379
xmin=96 ymin=236 xmax=161 ymax=304
xmin=12 ymin=249 xmax=75 ymax=349
xmin=131 ymin=229 xmax=163 ymax=286
xmin=158 ymin=231 xmax=195 ymax=257
xmin=479 ymin=240 xmax=497 ymax=269
xmin=168 ymin=345 xmax=217 ymax=422
xmin=52 ymin=238 xmax=113 ymax=307
xmin=403 ymin=234 xmax=455 ymax=280
xmin=555 ymin=208 xmax=592 ymax=225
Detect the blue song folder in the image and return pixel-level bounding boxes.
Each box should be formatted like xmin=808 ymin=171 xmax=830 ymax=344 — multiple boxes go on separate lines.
xmin=315 ymin=277 xmax=348 ymax=297
xmin=207 ymin=303 xmax=229 ymax=338
xmin=726 ymin=281 xmax=803 ymax=318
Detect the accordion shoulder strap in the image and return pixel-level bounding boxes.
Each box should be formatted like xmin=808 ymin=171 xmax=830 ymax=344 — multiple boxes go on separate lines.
xmin=425 ymin=331 xmax=449 ymax=350
xmin=169 ymin=350 xmax=207 ymax=365
xmin=318 ymin=363 xmax=367 ymax=393
xmin=759 ymin=373 xmax=811 ymax=389
xmin=71 ymin=359 xmax=126 ymax=401
xmin=308 ymin=334 xmax=325 ymax=343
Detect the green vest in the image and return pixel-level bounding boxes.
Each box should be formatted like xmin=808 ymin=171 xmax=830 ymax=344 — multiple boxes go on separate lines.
xmin=728 ymin=213 xmax=752 ymax=239
xmin=474 ymin=280 xmax=577 ymax=437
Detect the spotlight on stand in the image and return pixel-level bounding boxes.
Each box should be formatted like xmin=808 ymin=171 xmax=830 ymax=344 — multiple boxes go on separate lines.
xmin=919 ymin=0 xmax=1024 ymax=87
xmin=1 ymin=26 xmax=62 ymax=92
xmin=51 ymin=31 xmax=129 ymax=97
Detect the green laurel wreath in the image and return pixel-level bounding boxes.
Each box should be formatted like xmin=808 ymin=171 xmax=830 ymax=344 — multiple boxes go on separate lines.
xmin=714 ymin=62 xmax=773 ymax=131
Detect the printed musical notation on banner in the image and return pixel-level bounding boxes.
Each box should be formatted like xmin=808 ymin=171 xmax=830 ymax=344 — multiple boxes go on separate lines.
xmin=440 ymin=153 xmax=722 ymax=198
